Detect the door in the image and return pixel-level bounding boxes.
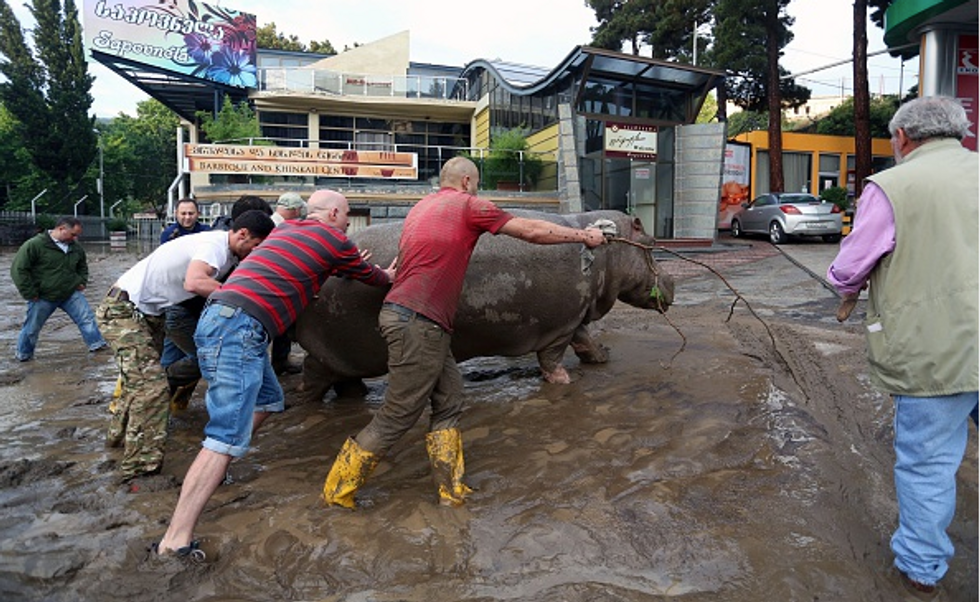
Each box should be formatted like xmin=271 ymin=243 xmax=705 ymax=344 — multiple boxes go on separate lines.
xmin=629 ymin=161 xmax=656 ymax=234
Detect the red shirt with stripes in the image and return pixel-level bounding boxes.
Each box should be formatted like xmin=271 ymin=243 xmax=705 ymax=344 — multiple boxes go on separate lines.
xmin=211 ymin=219 xmax=390 ymax=337
xmin=385 ymin=187 xmax=513 ymax=332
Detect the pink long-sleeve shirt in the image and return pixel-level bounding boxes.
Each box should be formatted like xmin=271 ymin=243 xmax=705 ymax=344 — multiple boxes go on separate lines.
xmin=826 ymin=182 xmax=897 ymax=296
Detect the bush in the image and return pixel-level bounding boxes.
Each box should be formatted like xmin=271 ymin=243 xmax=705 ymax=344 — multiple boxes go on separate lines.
xmin=481 ymin=129 xmax=543 ymax=190
xmin=819 ymin=186 xmax=849 ymax=211
xmin=107 ymin=216 xmax=128 ymax=231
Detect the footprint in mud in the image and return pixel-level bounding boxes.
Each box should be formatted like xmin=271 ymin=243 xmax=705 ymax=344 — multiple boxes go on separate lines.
xmin=0 ymin=458 xmax=74 ymax=487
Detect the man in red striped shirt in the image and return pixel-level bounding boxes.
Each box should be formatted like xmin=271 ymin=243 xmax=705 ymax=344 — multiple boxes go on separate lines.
xmin=323 ymin=156 xmax=607 ymax=509
xmin=156 ymin=190 xmax=395 ymax=559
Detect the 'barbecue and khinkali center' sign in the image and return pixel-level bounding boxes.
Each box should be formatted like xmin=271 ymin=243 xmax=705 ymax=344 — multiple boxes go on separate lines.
xmin=184 ymin=144 xmax=419 ymax=179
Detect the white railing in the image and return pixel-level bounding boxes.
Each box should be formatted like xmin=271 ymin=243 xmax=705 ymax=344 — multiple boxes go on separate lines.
xmin=257 ymin=68 xmax=470 ymax=101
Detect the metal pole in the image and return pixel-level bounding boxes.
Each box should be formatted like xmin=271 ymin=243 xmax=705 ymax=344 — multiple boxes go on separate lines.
xmin=109 ymin=198 xmax=124 ymax=219
xmin=73 ymin=194 xmax=88 ymax=217
xmin=29 ymin=188 xmax=48 ymax=223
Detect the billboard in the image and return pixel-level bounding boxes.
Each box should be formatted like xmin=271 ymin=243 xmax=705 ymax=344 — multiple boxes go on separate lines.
xmin=957 ymin=34 xmax=978 ymax=151
xmin=718 ymin=141 xmax=751 ymax=229
xmin=82 ymin=0 xmax=257 ymax=89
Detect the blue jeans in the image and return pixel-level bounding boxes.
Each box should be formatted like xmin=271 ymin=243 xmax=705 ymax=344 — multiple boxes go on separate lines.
xmin=891 ymin=391 xmax=979 ymax=585
xmin=195 ymin=303 xmax=284 ymax=458
xmin=16 ymin=290 xmax=106 ymax=360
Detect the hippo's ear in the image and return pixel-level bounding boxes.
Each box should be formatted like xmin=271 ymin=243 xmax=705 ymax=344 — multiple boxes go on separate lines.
xmin=631 ymin=216 xmax=646 ymax=234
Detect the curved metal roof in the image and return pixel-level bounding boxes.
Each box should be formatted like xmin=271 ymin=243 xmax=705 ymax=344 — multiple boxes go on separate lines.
xmin=459 ymin=46 xmax=724 ymax=99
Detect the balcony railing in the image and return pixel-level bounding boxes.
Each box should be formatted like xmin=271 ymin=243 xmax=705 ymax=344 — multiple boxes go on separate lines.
xmin=257 ymin=68 xmax=470 ymax=101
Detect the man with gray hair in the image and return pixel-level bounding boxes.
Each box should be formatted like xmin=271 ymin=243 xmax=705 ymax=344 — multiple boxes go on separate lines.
xmin=828 ymin=95 xmax=977 ymax=600
xmin=271 ymin=192 xmax=306 ymax=227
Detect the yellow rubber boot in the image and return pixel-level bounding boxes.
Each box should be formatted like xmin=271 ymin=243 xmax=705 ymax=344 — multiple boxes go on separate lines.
xmin=169 ymin=379 xmax=198 ymax=415
xmin=108 ymin=375 xmax=123 ymax=414
xmin=425 ymin=428 xmax=474 ymax=507
xmin=322 ymin=437 xmax=380 ymax=509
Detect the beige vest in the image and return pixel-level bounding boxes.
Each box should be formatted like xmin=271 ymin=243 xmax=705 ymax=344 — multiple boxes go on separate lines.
xmin=864 ymin=139 xmax=978 ymax=395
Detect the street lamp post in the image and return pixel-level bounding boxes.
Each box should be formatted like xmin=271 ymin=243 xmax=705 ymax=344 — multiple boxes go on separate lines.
xmin=94 ymin=129 xmax=105 ymax=238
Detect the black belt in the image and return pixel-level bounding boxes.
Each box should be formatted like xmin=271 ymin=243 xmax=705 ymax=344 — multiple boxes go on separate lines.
xmin=106 ymin=285 xmax=129 ymax=302
xmin=382 ymin=302 xmax=439 ymax=326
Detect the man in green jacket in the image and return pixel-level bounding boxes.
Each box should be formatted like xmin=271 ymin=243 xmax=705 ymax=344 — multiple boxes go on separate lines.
xmin=11 ymin=217 xmax=107 ymax=361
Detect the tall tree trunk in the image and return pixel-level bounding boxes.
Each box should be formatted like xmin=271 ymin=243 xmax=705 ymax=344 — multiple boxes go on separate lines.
xmin=765 ymin=2 xmax=784 ymax=193
xmin=853 ymin=0 xmax=872 ymax=198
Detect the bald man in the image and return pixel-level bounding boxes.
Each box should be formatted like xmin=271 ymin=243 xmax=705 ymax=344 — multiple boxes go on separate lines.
xmin=323 ymin=156 xmax=607 ymax=509
xmin=156 ymin=189 xmax=396 ymax=559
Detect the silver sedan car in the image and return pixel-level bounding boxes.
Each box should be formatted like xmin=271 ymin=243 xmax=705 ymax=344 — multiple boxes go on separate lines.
xmin=730 ymin=192 xmax=843 ymax=244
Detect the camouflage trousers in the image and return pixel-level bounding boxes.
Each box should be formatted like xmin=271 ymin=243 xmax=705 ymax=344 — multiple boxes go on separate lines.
xmin=95 ymin=295 xmax=169 ymax=481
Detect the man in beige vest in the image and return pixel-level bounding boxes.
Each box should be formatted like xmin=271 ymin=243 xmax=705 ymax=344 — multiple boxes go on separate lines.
xmin=828 ymin=96 xmax=978 ymax=601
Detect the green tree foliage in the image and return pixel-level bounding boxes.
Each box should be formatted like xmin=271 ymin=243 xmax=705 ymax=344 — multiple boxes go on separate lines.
xmin=725 ymin=110 xmax=769 ymax=136
xmin=586 ymin=0 xmax=713 ymax=61
xmin=479 ymin=129 xmax=544 ymax=190
xmin=196 ymin=96 xmax=263 ymax=143
xmin=708 ymin=0 xmax=808 ymax=192
xmin=708 ymin=0 xmax=810 ymax=112
xmin=0 ymin=0 xmax=95 ymax=212
xmin=103 ymin=99 xmax=180 ymax=214
xmin=815 ymin=96 xmax=899 ymax=138
xmin=256 ymin=22 xmax=335 ymax=54
xmin=0 ymin=102 xmax=52 ymax=209
xmin=696 ymin=93 xmax=718 ymax=123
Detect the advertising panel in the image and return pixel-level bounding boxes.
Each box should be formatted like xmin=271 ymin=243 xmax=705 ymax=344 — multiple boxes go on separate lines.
xmin=184 ymin=145 xmax=419 ymax=179
xmin=82 ymin=0 xmax=257 ymax=88
xmin=604 ymin=122 xmax=658 ymax=160
xmin=956 ymin=34 xmax=978 ymax=151
xmin=718 ymin=141 xmax=751 ymax=229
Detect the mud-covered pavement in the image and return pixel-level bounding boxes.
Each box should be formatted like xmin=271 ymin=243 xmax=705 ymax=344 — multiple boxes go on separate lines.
xmin=0 ymin=239 xmax=975 ymax=602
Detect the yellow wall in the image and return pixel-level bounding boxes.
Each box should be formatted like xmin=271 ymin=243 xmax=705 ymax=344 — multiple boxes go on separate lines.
xmin=733 ymin=130 xmax=893 ymax=198
xmin=473 ymin=107 xmax=491 ymax=151
xmin=526 ymin=124 xmax=560 ymax=192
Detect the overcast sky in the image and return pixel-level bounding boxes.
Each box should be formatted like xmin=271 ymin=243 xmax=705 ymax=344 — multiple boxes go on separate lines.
xmin=12 ymin=0 xmax=919 ymax=118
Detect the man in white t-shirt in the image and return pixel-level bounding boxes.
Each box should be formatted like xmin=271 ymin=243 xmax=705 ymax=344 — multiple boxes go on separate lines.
xmin=95 ymin=210 xmax=275 ymax=482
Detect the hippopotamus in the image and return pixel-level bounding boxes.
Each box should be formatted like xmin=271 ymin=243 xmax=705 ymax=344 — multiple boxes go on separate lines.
xmin=294 ymin=209 xmax=675 ymax=401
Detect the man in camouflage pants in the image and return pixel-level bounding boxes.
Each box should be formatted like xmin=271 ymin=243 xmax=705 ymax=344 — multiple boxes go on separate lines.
xmin=97 ymin=211 xmax=273 ymax=481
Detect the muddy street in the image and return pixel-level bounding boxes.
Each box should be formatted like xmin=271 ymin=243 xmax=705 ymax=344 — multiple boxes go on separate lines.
xmin=0 ymin=241 xmax=975 ymax=602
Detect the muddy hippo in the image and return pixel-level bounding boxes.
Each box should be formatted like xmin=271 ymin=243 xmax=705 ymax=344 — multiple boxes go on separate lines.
xmin=295 ymin=209 xmax=674 ymax=401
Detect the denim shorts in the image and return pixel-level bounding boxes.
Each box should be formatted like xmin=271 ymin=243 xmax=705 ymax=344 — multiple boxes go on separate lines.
xmin=195 ymin=302 xmax=284 ymax=458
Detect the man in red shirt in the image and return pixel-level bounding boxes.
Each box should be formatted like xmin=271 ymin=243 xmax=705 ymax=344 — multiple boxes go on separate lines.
xmin=323 ymin=156 xmax=607 ymax=508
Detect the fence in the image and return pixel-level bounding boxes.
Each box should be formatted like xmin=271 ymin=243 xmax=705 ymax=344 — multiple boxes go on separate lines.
xmin=0 ymin=211 xmax=163 ymax=246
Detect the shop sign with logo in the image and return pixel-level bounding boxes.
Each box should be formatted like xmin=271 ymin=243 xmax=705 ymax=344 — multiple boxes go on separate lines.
xmin=604 ymin=122 xmax=658 ymax=160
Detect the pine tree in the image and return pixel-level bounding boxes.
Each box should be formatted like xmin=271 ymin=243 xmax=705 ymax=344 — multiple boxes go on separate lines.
xmin=0 ymin=0 xmax=95 ymax=211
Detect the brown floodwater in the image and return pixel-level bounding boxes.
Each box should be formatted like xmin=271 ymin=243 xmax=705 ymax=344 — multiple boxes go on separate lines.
xmin=0 ymin=243 xmax=975 ymax=602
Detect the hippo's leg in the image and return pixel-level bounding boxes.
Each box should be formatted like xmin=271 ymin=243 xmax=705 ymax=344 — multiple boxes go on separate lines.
xmin=333 ymin=379 xmax=369 ymax=399
xmin=296 ymin=355 xmax=336 ymax=404
xmin=569 ymin=325 xmax=609 ymax=364
xmin=536 ymin=342 xmax=571 ymax=384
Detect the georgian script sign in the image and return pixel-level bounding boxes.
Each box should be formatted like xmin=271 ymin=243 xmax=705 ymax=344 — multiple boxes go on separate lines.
xmin=184 ymin=144 xmax=418 ymax=179
xmin=604 ymin=122 xmax=658 ymax=160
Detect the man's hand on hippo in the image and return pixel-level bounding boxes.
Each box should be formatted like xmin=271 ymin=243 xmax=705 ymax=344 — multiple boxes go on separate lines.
xmin=583 ymin=227 xmax=607 ymax=248
xmin=380 ymin=256 xmax=398 ymax=282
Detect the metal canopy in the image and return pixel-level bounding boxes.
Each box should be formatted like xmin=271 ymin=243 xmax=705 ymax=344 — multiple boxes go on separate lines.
xmin=90 ymin=50 xmax=249 ymax=122
xmin=461 ymin=46 xmax=724 ymax=124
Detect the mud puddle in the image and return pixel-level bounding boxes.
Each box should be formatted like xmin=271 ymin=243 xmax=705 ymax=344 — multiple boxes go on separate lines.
xmin=0 ymin=246 xmax=975 ymax=602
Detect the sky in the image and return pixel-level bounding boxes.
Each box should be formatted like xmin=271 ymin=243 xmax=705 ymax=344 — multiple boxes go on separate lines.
xmin=11 ymin=0 xmax=919 ymax=118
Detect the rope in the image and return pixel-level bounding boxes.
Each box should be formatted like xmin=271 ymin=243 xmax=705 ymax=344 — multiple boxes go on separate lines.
xmin=606 ymin=236 xmax=810 ymax=400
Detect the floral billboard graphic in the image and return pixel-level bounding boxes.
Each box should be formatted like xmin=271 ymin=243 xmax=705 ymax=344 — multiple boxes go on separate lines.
xmin=82 ymin=0 xmax=257 ymax=89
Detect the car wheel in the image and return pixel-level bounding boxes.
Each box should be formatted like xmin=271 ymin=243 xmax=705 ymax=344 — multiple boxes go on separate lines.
xmin=822 ymin=234 xmax=842 ymax=243
xmin=769 ymin=221 xmax=786 ymax=245
xmin=731 ymin=220 xmax=742 ymax=238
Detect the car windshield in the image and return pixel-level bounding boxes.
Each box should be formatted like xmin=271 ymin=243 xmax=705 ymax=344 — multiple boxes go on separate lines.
xmin=779 ymin=194 xmax=820 ymax=204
